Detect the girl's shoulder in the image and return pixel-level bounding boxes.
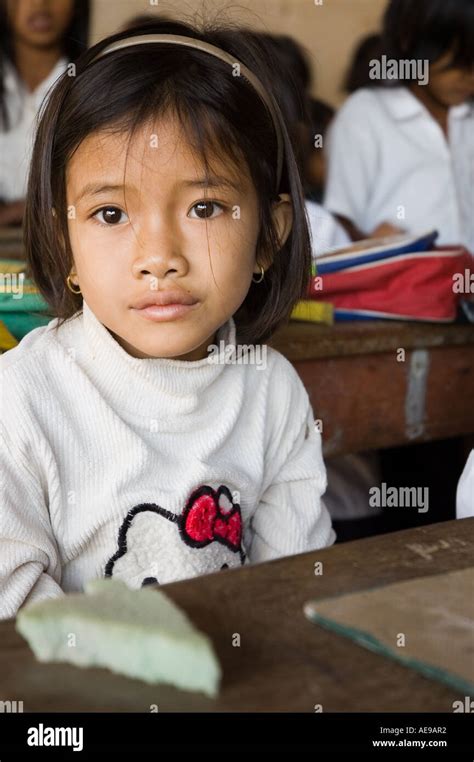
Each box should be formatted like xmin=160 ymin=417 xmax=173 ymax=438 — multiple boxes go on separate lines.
xmin=335 ymin=86 xmax=409 ymax=123
xmin=259 ymin=346 xmax=316 ymax=459
xmin=0 ymin=321 xmax=60 ymax=437
xmin=0 ymin=318 xmax=60 ymax=380
xmin=0 ymin=314 xmax=82 ymax=438
xmin=261 ymin=344 xmax=311 ymax=410
xmin=337 ymin=86 xmax=384 ymax=114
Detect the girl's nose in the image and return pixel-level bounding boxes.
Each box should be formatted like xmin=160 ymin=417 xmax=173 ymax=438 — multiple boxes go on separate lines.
xmin=132 ymin=254 xmax=187 ymax=281
xmin=131 ymin=228 xmax=188 ymax=282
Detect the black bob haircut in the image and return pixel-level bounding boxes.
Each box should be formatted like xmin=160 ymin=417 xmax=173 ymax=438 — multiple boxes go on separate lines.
xmin=25 ymin=18 xmax=312 ymax=347
xmin=382 ymin=0 xmax=474 ymax=71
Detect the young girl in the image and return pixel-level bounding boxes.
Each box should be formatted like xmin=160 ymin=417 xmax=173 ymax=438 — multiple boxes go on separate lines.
xmin=0 ymin=0 xmax=89 ymax=225
xmin=0 ymin=19 xmax=335 ymax=619
xmin=325 ymin=0 xmax=474 ymax=248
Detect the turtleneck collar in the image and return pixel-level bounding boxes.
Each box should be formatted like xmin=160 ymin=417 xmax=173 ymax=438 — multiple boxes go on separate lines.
xmin=55 ymin=300 xmax=238 ymax=427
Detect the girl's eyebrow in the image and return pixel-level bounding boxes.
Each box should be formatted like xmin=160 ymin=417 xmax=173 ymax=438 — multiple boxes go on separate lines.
xmin=181 ymin=175 xmax=243 ymax=192
xmin=74 ymin=183 xmax=128 ymax=204
xmin=74 ymin=175 xmax=243 ymax=204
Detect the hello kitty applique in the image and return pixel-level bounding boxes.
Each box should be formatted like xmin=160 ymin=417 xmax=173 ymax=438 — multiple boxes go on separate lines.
xmin=105 ymin=484 xmax=246 ymax=588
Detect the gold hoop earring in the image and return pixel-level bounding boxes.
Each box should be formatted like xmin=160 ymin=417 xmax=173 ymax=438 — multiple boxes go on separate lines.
xmin=252 ymin=265 xmax=265 ymax=284
xmin=66 ymin=275 xmax=82 ymax=294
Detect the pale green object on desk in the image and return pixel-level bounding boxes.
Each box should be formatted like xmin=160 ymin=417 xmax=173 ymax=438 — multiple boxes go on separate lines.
xmin=16 ymin=578 xmax=221 ymax=697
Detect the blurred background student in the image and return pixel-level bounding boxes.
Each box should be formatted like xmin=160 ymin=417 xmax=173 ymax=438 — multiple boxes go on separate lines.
xmin=456 ymin=450 xmax=474 ymax=519
xmin=304 ymin=97 xmax=335 ymax=205
xmin=0 ymin=0 xmax=90 ymax=226
xmin=246 ymin=31 xmax=350 ymax=258
xmin=324 ymin=0 xmax=474 ymax=249
xmin=342 ymin=32 xmax=382 ymax=95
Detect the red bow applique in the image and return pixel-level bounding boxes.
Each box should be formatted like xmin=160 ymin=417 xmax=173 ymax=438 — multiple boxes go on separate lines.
xmin=180 ymin=485 xmax=242 ymax=552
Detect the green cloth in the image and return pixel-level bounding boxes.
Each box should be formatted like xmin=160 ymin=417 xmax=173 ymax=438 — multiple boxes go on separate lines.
xmin=0 ymin=262 xmax=52 ymax=339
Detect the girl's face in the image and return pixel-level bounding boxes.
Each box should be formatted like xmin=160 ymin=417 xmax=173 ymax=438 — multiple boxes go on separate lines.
xmin=7 ymin=0 xmax=74 ymax=49
xmin=427 ymin=53 xmax=474 ymax=107
xmin=66 ymin=116 xmax=268 ymax=361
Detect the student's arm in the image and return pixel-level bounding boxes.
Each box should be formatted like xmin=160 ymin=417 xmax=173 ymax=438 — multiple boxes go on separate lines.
xmin=248 ymin=361 xmax=335 ymax=563
xmin=333 ymin=213 xmax=367 ymax=242
xmin=0 ymin=422 xmax=64 ymax=620
xmin=335 ymin=215 xmax=406 ymax=242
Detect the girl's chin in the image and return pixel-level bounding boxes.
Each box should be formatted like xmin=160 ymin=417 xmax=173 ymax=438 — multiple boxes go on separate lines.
xmin=114 ymin=335 xmax=209 ymax=361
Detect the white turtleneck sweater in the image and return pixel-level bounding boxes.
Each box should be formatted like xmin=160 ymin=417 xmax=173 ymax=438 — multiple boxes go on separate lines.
xmin=0 ymin=301 xmax=334 ymax=619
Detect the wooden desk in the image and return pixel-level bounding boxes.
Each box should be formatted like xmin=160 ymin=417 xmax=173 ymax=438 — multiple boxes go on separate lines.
xmin=0 ymin=519 xmax=472 ymax=712
xmin=271 ymin=321 xmax=474 ymax=456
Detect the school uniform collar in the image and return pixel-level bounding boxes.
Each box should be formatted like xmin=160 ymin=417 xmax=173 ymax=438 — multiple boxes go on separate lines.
xmin=4 ymin=58 xmax=21 ymax=94
xmin=376 ymin=85 xmax=473 ymax=122
xmin=450 ymin=100 xmax=473 ymax=120
xmin=3 ymin=55 xmax=68 ymax=96
xmin=376 ymin=87 xmax=428 ymax=121
xmin=55 ymin=299 xmax=238 ymax=426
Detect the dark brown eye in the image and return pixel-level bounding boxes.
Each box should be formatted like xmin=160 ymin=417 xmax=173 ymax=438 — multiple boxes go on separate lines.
xmin=189 ymin=201 xmax=223 ymax=219
xmin=94 ymin=207 xmax=126 ymax=225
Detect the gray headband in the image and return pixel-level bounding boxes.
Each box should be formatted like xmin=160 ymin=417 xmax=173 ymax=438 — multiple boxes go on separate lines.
xmin=88 ymin=33 xmax=286 ymax=193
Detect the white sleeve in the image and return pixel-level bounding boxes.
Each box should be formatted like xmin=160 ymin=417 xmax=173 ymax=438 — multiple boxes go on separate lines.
xmin=305 ymin=201 xmax=351 ymax=258
xmin=324 ymin=93 xmax=379 ymax=233
xmin=0 ymin=422 xmax=64 ymax=619
xmin=456 ymin=450 xmax=474 ymax=519
xmin=331 ymin=216 xmax=352 ymax=248
xmin=248 ymin=362 xmax=335 ymax=563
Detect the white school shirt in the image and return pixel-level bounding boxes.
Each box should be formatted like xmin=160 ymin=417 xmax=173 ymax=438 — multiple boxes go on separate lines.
xmin=456 ymin=450 xmax=474 ymax=519
xmin=0 ymin=56 xmax=68 ymax=202
xmin=0 ymin=300 xmax=334 ymax=619
xmin=305 ymin=200 xmax=350 ymax=260
xmin=324 ymin=87 xmax=474 ymax=253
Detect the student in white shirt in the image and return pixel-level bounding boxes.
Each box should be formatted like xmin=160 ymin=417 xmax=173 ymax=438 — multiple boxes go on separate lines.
xmin=0 ymin=20 xmax=335 ymax=619
xmin=456 ymin=450 xmax=474 ymax=519
xmin=325 ymin=0 xmax=474 ymax=252
xmin=0 ymin=0 xmax=89 ymax=226
xmin=303 ymin=100 xmax=351 ymax=255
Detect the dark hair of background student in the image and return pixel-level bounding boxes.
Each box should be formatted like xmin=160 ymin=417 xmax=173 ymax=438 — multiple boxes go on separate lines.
xmin=234 ymin=31 xmax=312 ymax=174
xmin=342 ymin=33 xmax=382 ymax=94
xmin=382 ymin=0 xmax=474 ymax=78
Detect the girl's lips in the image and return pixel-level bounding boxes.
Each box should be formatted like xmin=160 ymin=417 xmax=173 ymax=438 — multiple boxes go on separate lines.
xmin=132 ymin=302 xmax=200 ymax=322
xmin=27 ymin=13 xmax=53 ymax=32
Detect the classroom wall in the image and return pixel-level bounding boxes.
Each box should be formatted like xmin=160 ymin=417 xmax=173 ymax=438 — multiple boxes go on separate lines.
xmin=90 ymin=0 xmax=389 ymax=106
